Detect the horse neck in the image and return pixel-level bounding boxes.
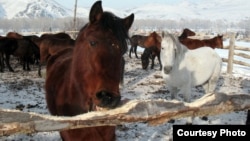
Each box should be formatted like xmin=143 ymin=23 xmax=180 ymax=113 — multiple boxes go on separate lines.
xmin=178 ymin=33 xmax=187 ymax=40
xmin=173 ymin=41 xmax=188 ymax=67
xmin=133 ymin=36 xmax=147 ymax=47
xmin=204 ymin=38 xmax=217 ymax=48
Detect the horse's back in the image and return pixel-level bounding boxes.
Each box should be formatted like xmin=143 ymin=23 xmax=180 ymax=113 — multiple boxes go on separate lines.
xmin=184 ymin=47 xmax=221 ymax=85
xmin=180 ymin=38 xmax=205 ymax=49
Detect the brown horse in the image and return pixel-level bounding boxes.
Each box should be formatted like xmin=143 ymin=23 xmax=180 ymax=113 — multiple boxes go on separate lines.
xmin=129 ymin=31 xmax=162 ymax=59
xmin=38 ymin=32 xmax=74 ymax=64
xmin=45 ymin=1 xmax=134 ymax=141
xmin=0 ymin=37 xmax=40 ymax=72
xmin=141 ymin=47 xmax=162 ymax=70
xmin=180 ymin=35 xmax=224 ymax=49
xmin=37 ymin=32 xmax=75 ymax=76
xmin=178 ymin=28 xmax=196 ymax=41
xmin=6 ymin=32 xmax=23 ymax=39
xmin=6 ymin=31 xmax=41 ymax=64
xmin=0 ymin=37 xmax=18 ymax=72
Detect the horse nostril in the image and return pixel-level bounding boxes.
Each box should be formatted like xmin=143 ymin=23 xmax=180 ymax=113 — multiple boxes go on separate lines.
xmin=96 ymin=91 xmax=121 ymax=108
xmin=164 ymin=66 xmax=172 ymax=74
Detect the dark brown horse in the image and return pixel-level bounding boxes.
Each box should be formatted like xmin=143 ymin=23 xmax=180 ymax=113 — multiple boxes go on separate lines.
xmin=0 ymin=37 xmax=17 ymax=72
xmin=180 ymin=35 xmax=224 ymax=49
xmin=38 ymin=32 xmax=74 ymax=64
xmin=45 ymin=1 xmax=134 ymax=141
xmin=129 ymin=31 xmax=162 ymax=59
xmin=13 ymin=38 xmax=40 ymax=71
xmin=141 ymin=47 xmax=162 ymax=70
xmin=0 ymin=37 xmax=40 ymax=72
xmin=37 ymin=32 xmax=75 ymax=76
xmin=6 ymin=31 xmax=41 ymax=64
xmin=178 ymin=28 xmax=196 ymax=41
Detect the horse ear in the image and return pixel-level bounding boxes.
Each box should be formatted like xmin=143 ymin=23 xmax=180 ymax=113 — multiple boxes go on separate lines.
xmin=89 ymin=1 xmax=103 ymax=23
xmin=122 ymin=13 xmax=134 ymax=31
xmin=162 ymin=31 xmax=168 ymax=38
xmin=162 ymin=31 xmax=165 ymax=38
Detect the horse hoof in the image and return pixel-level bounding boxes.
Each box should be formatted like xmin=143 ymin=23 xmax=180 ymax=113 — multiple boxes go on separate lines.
xmin=168 ymin=119 xmax=175 ymax=123
xmin=200 ymin=116 xmax=208 ymax=121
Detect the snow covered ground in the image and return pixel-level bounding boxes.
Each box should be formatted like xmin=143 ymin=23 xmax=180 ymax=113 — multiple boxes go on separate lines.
xmin=0 ymin=39 xmax=249 ymax=141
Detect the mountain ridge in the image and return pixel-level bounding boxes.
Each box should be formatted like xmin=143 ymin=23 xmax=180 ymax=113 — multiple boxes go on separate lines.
xmin=0 ymin=0 xmax=249 ymax=23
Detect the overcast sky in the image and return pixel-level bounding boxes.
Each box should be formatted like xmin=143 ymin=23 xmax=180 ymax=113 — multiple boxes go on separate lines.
xmin=56 ymin=0 xmax=202 ymax=9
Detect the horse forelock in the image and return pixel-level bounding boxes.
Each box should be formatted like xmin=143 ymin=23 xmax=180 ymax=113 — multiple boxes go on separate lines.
xmin=99 ymin=11 xmax=130 ymax=54
xmin=162 ymin=33 xmax=187 ymax=63
xmin=78 ymin=12 xmax=130 ymax=54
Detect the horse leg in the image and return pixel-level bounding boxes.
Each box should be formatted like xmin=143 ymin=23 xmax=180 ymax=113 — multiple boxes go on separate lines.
xmin=129 ymin=46 xmax=133 ymax=58
xmin=26 ymin=56 xmax=31 ymax=71
xmin=157 ymin=54 xmax=162 ymax=70
xmin=205 ymin=62 xmax=221 ymax=93
xmin=180 ymin=82 xmax=194 ymax=124
xmin=0 ymin=53 xmax=4 ymax=72
xmin=170 ymin=86 xmax=178 ymax=100
xmin=5 ymin=54 xmax=14 ymax=72
xmin=180 ymin=82 xmax=192 ymax=102
xmin=134 ymin=46 xmax=139 ymax=59
xmin=150 ymin=55 xmax=155 ymax=69
xmin=22 ymin=57 xmax=26 ymax=70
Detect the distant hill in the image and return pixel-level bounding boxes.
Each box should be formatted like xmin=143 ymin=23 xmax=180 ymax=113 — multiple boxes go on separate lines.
xmin=0 ymin=0 xmax=71 ymax=19
xmin=0 ymin=0 xmax=249 ymax=23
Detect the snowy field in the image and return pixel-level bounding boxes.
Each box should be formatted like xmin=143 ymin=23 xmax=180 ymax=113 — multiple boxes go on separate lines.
xmin=0 ymin=39 xmax=249 ymax=141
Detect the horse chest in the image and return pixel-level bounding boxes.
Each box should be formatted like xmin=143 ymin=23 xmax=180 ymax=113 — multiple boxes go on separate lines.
xmin=163 ymin=71 xmax=189 ymax=87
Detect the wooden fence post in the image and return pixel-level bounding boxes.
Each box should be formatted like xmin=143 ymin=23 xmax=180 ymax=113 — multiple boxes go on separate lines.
xmin=227 ymin=33 xmax=235 ymax=74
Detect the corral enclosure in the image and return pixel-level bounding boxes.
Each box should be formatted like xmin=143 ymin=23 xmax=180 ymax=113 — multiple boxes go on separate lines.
xmin=0 ymin=31 xmax=250 ymax=140
xmin=0 ymin=1 xmax=250 ymax=140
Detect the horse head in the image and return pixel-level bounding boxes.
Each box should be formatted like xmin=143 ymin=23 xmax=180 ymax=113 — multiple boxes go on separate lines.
xmin=216 ymin=34 xmax=224 ymax=49
xmin=71 ymin=1 xmax=134 ymax=109
xmin=141 ymin=48 xmax=151 ymax=69
xmin=161 ymin=32 xmax=182 ymax=74
xmin=45 ymin=1 xmax=134 ymax=140
xmin=179 ymin=28 xmax=196 ymax=40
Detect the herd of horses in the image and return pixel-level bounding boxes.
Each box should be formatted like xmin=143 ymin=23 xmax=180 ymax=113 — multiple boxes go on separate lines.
xmin=1 ymin=1 xmax=249 ymax=141
xmin=129 ymin=28 xmax=224 ymax=70
xmin=0 ymin=31 xmax=75 ymax=75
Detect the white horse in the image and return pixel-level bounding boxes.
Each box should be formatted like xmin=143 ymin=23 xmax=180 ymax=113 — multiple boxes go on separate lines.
xmin=160 ymin=32 xmax=222 ymax=102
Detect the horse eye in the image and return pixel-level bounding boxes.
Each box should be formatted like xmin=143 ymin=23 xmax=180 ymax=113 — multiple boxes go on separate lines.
xmin=89 ymin=41 xmax=97 ymax=47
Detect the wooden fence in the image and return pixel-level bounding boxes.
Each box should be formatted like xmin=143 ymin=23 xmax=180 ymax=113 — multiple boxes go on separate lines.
xmin=1 ymin=32 xmax=250 ymax=137
xmin=1 ymin=92 xmax=250 ymax=136
xmin=222 ymin=33 xmax=250 ymax=74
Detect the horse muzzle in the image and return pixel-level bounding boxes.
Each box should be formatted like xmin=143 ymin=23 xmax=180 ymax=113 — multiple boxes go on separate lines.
xmin=163 ymin=66 xmax=172 ymax=74
xmin=96 ymin=90 xmax=121 ymax=109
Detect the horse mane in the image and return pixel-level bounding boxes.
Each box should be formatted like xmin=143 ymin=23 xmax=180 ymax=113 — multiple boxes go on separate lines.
xmin=178 ymin=28 xmax=195 ymax=40
xmin=163 ymin=32 xmax=188 ymax=53
xmin=78 ymin=12 xmax=130 ymax=54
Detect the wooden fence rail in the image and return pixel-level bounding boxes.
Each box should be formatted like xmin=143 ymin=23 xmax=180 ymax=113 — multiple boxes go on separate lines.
xmin=1 ymin=92 xmax=250 ymax=136
xmin=222 ymin=33 xmax=250 ymax=74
